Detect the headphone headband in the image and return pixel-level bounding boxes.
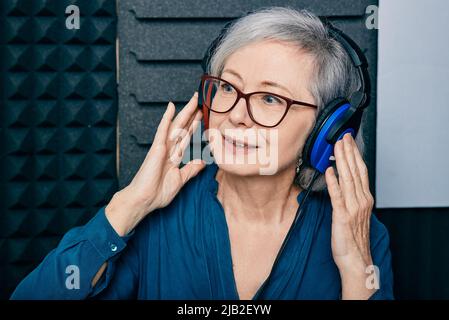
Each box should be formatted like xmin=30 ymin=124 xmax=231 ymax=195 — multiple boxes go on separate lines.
xmin=198 ymin=12 xmax=371 ymax=174
xmin=201 ymin=20 xmax=234 ymax=74
xmin=325 ymin=22 xmax=371 ymax=112
xmin=201 ymin=18 xmax=370 ymax=110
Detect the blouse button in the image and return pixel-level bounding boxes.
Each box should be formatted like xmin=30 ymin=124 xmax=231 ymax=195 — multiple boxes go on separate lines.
xmin=110 ymin=243 xmax=118 ymax=252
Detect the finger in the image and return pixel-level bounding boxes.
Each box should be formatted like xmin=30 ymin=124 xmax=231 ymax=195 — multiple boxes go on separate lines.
xmin=351 ymin=137 xmax=371 ymax=197
xmin=180 ymin=108 xmax=201 ymax=142
xmin=180 ymin=159 xmax=206 ymax=185
xmin=169 ymin=92 xmax=199 ymax=140
xmin=135 ymin=103 xmax=175 ymax=180
xmin=325 ymin=166 xmax=346 ymax=214
xmin=334 ymin=136 xmax=358 ymax=211
xmin=139 ymin=101 xmax=176 ymax=174
xmin=343 ymin=134 xmax=365 ymax=201
xmin=153 ymin=102 xmax=176 ymax=146
xmin=168 ymin=108 xmax=200 ymax=149
xmin=178 ymin=111 xmax=202 ymax=153
xmin=171 ymin=111 xmax=203 ymax=166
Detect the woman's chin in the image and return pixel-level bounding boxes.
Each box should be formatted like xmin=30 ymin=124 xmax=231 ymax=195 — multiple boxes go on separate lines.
xmin=215 ymin=162 xmax=279 ymax=177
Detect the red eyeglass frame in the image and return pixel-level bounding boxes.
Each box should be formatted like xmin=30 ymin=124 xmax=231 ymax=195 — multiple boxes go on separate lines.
xmin=200 ymin=74 xmax=318 ymax=128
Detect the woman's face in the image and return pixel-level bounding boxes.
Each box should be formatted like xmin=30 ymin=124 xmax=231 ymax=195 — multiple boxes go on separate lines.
xmin=208 ymin=39 xmax=317 ymax=177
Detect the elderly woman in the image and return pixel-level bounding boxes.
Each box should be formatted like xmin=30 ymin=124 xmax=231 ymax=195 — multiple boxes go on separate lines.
xmin=12 ymin=7 xmax=393 ymax=300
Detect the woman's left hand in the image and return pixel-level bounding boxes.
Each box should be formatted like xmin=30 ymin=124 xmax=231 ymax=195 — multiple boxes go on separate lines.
xmin=325 ymin=133 xmax=377 ymax=300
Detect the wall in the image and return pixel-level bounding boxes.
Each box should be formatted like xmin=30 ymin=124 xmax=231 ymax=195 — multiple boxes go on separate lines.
xmin=0 ymin=0 xmax=118 ymax=298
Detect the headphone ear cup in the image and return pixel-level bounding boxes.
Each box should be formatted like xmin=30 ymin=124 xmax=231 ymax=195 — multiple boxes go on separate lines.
xmin=302 ymin=98 xmax=349 ymax=171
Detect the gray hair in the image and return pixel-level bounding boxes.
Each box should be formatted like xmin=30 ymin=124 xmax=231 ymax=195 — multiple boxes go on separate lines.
xmin=208 ymin=7 xmax=365 ymax=191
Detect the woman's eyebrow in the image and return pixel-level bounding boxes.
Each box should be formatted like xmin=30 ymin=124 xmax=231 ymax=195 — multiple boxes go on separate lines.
xmin=222 ymin=68 xmax=243 ymax=81
xmin=260 ymin=80 xmax=293 ymax=97
xmin=222 ymin=68 xmax=294 ymax=97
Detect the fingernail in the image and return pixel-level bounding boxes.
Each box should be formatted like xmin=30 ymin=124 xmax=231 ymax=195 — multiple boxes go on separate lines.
xmin=338 ymin=139 xmax=344 ymax=148
xmin=194 ymin=91 xmax=198 ymax=97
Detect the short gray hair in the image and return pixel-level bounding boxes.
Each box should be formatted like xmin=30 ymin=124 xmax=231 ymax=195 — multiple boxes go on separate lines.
xmin=208 ymin=7 xmax=365 ymax=191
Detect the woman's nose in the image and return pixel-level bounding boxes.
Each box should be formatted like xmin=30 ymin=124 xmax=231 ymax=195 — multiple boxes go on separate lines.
xmin=228 ymin=97 xmax=254 ymax=127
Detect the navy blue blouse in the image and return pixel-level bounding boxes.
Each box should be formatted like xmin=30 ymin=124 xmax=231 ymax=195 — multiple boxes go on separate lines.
xmin=11 ymin=163 xmax=393 ymax=300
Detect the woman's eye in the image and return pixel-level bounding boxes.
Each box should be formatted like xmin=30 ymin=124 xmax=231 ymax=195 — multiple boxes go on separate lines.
xmin=262 ymin=95 xmax=282 ymax=105
xmin=220 ymin=83 xmax=234 ymax=93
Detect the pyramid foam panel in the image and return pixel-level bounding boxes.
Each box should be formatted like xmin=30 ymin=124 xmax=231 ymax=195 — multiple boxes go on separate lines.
xmin=0 ymin=0 xmax=117 ymax=298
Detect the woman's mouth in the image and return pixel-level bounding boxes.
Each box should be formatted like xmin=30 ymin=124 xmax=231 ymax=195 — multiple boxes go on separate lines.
xmin=222 ymin=134 xmax=259 ymax=156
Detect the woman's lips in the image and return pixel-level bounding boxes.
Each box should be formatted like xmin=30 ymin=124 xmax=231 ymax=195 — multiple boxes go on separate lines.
xmin=222 ymin=134 xmax=258 ymax=156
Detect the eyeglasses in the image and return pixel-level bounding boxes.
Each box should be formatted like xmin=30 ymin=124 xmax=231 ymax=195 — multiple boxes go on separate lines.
xmin=200 ymin=74 xmax=317 ymax=128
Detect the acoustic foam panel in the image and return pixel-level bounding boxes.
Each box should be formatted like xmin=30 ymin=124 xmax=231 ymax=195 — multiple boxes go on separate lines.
xmin=0 ymin=0 xmax=117 ymax=298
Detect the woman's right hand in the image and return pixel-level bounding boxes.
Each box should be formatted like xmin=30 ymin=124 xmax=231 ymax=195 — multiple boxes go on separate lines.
xmin=105 ymin=92 xmax=206 ymax=236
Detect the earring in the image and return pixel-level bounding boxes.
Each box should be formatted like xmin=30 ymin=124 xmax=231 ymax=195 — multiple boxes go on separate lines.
xmin=296 ymin=158 xmax=303 ymax=174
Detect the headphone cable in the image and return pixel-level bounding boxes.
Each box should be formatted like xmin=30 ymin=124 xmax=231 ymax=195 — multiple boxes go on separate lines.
xmin=255 ymin=169 xmax=321 ymax=299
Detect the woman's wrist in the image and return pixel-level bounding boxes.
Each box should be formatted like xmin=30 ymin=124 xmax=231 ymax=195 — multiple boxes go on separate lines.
xmin=105 ymin=187 xmax=152 ymax=236
xmin=338 ymin=256 xmax=377 ymax=300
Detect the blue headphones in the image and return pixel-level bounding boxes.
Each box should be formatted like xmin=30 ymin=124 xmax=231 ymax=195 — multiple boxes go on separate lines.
xmin=198 ymin=16 xmax=370 ymax=174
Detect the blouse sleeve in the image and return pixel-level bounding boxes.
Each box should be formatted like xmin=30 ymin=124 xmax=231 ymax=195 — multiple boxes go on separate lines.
xmin=368 ymin=215 xmax=394 ymax=300
xmin=10 ymin=207 xmax=139 ymax=300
